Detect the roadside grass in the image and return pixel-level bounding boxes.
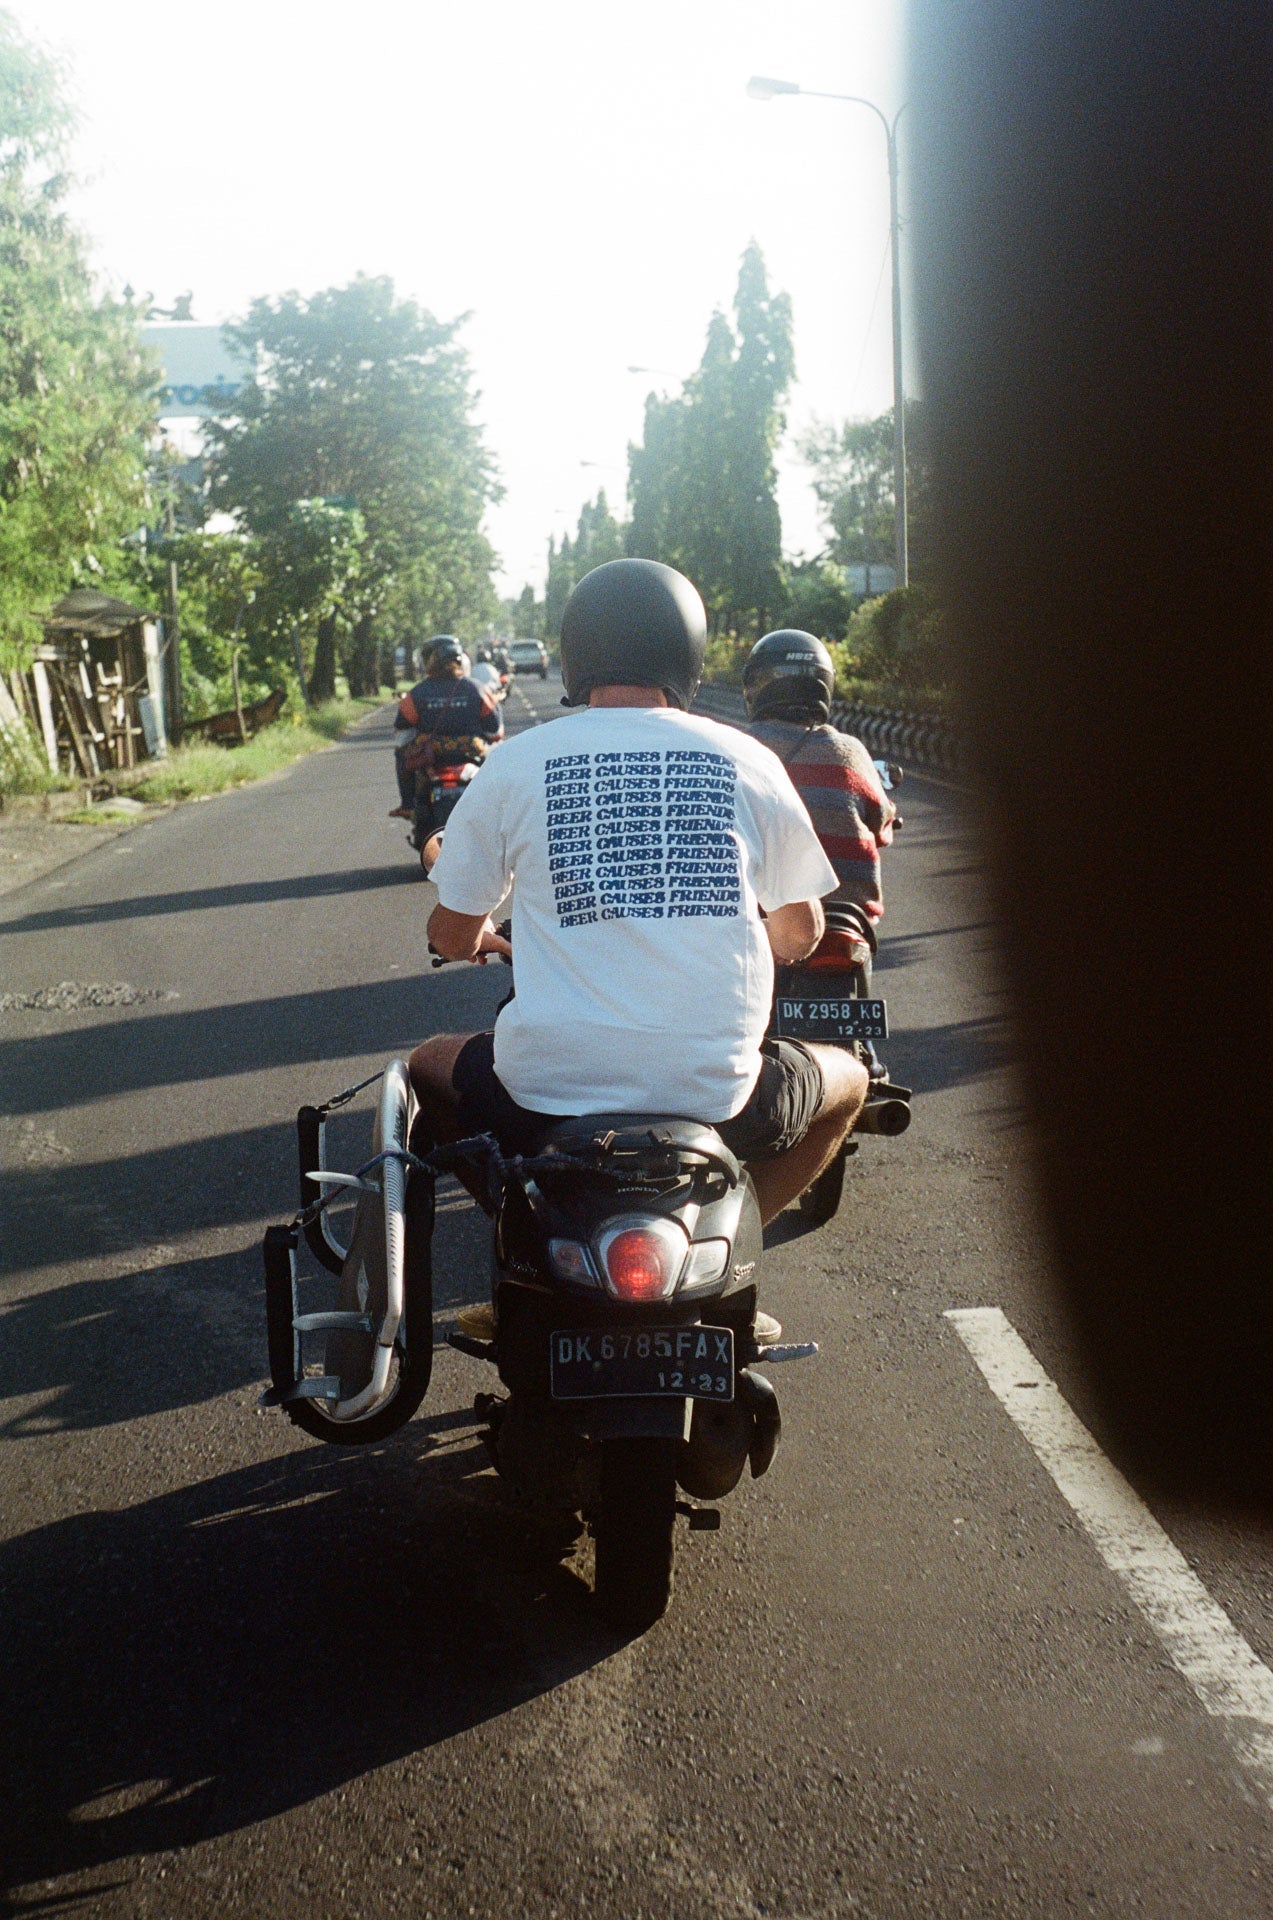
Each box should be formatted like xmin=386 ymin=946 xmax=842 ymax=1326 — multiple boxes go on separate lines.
xmin=0 ymin=724 xmax=72 ymax=800
xmin=130 ymin=696 xmax=382 ymax=803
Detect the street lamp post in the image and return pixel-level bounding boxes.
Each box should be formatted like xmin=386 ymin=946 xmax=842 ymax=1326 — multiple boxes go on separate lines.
xmin=748 ymin=76 xmax=909 ymax=590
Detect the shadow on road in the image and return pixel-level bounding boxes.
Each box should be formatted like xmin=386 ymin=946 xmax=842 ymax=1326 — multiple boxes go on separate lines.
xmin=4 ymin=1118 xmax=305 ymax=1274
xmin=0 ymin=866 xmax=422 ymax=938
xmin=877 ymin=921 xmax=996 ymax=971
xmin=0 ymin=965 xmax=509 ymax=1117
xmin=2 ymin=1110 xmax=493 ymax=1431
xmin=0 ymin=1244 xmax=271 ymax=1437
xmin=0 ymin=1437 xmax=611 ymax=1897
xmin=887 ymin=1014 xmax=1015 ymax=1095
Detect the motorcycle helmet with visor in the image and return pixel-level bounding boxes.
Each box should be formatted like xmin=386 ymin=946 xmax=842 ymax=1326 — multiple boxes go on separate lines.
xmin=742 ymin=629 xmax=836 ymax=723
xmin=423 ymin=634 xmax=467 ymax=675
xmin=559 ymin=559 xmax=707 ymax=710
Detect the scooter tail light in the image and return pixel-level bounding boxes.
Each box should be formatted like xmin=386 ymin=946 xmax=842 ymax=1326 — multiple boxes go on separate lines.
xmin=804 ymin=928 xmax=871 ymax=970
xmin=597 ymin=1219 xmax=686 ymax=1302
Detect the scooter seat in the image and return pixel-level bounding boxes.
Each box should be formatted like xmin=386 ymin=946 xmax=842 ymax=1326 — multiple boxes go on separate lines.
xmin=537 ymin=1113 xmax=741 ymax=1184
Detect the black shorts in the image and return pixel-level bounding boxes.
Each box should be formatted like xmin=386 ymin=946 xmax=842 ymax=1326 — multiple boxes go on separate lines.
xmin=451 ymin=1032 xmax=824 ymax=1163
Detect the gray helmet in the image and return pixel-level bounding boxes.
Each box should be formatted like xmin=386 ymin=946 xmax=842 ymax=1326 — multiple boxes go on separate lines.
xmin=424 ymin=635 xmax=466 ymax=674
xmin=559 ymin=559 xmax=707 ymax=709
xmin=743 ymin=629 xmax=836 ymax=722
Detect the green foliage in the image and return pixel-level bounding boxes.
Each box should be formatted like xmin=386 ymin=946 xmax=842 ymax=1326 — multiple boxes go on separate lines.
xmin=782 ymin=558 xmax=856 ymax=645
xmin=0 ymin=11 xmax=157 ymax=668
xmin=503 ymin=582 xmax=542 ymax=639
xmin=800 ymin=401 xmax=933 ymax=582
xmin=140 ymin=501 xmax=365 ymax=719
xmin=205 ymin=277 xmax=500 ymax=689
xmin=543 ymin=490 xmax=625 ymax=638
xmin=0 ymin=10 xmax=71 ymax=170
xmin=626 ymin=244 xmax=793 ymax=632
xmin=832 ymin=584 xmax=951 ymax=701
xmin=0 ymin=706 xmax=57 ymax=792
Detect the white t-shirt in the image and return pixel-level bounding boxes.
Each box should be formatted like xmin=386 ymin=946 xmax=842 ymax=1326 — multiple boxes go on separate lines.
xmin=429 ymin=705 xmax=838 ymax=1120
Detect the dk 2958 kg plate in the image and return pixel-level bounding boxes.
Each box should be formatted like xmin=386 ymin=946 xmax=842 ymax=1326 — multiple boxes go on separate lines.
xmin=550 ymin=1325 xmax=734 ymax=1401
xmin=772 ymin=995 xmax=888 ymax=1043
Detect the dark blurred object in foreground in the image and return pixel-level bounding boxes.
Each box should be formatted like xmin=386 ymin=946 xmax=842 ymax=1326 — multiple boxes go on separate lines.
xmin=913 ymin=2 xmax=1271 ymax=1502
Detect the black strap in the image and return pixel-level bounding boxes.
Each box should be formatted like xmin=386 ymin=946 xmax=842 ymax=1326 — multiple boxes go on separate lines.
xmin=775 ymin=723 xmax=818 ymax=773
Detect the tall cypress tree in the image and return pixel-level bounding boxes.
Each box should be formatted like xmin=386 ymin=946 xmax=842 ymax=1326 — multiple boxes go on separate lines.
xmin=624 ymin=244 xmax=793 ymax=632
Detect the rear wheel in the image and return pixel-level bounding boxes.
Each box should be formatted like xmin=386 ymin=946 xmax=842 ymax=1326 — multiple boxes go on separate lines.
xmin=799 ymin=1144 xmax=847 ymax=1225
xmin=593 ymin=1438 xmax=677 ymax=1633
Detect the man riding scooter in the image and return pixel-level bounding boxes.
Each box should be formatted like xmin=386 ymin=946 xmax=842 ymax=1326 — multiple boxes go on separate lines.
xmin=390 ymin=634 xmax=504 ymax=851
xmin=741 ymin=629 xmax=896 ymax=971
xmin=408 ymin=560 xmax=872 ymax=1340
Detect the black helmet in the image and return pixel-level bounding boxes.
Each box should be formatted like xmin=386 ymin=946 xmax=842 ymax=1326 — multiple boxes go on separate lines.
xmin=742 ymin=629 xmax=836 ymax=722
xmin=559 ymin=559 xmax=707 ymax=709
xmin=424 ymin=634 xmax=466 ymax=674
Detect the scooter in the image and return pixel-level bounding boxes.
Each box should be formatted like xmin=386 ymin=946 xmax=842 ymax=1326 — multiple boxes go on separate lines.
xmin=768 ymin=759 xmax=911 ymax=1225
xmin=260 ymin=1050 xmax=824 ymax=1633
xmin=262 ymin=784 xmax=910 ymax=1629
xmin=405 ymin=755 xmax=479 ymax=877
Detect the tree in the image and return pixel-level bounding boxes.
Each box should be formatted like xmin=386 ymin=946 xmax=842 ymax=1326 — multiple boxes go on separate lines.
xmin=205 ymin=276 xmax=500 ymax=693
xmin=800 ymin=401 xmax=932 ymax=584
xmin=136 ymin=498 xmax=365 ymax=715
xmin=505 ymin=583 xmax=541 ymax=638
xmin=625 ymin=244 xmax=793 ymax=632
xmin=0 ymin=10 xmax=156 ymax=667
xmin=724 ymin=243 xmax=794 ymax=623
xmin=543 ymin=490 xmax=625 ymax=638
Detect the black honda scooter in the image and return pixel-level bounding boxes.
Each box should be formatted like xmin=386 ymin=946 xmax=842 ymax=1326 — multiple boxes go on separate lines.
xmin=262 ymin=1058 xmax=810 ymax=1631
xmin=260 ymin=835 xmax=910 ymax=1631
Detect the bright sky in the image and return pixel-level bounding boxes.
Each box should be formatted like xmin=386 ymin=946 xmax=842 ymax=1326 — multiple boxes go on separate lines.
xmin=18 ymin=0 xmax=911 ymax=599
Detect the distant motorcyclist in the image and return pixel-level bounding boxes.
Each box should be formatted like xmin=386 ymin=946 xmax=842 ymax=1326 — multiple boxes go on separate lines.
xmin=389 ymin=635 xmax=504 ymax=821
xmin=742 ymin=630 xmax=895 ymax=961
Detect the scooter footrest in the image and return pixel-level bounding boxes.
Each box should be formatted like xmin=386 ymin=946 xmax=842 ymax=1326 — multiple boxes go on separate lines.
xmin=449 ymin=1332 xmax=497 ymax=1362
xmin=755 ymin=1341 xmax=819 ymax=1362
xmin=258 ymin=1375 xmax=342 ymax=1408
xmin=676 ymin=1501 xmax=722 ymax=1530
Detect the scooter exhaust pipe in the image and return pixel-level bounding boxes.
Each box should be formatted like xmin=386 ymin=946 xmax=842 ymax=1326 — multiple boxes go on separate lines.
xmin=854 ymin=1096 xmax=912 ymax=1137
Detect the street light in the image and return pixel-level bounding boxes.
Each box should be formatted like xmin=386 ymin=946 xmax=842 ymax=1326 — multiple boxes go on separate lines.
xmin=748 ymin=75 xmax=910 ymax=589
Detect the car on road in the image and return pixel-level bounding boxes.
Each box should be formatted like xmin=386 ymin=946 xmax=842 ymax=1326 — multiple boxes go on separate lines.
xmin=509 ymin=639 xmax=549 ymax=678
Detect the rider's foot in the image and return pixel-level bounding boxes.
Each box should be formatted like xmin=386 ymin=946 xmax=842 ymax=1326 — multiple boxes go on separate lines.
xmin=754 ymin=1310 xmax=783 ymax=1345
xmin=389 ymin=805 xmax=413 ymax=819
xmin=455 ymin=1302 xmax=497 ymax=1341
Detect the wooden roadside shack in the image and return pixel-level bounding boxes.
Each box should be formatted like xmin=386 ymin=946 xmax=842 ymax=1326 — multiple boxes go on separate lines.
xmin=7 ymin=591 xmax=169 ymax=778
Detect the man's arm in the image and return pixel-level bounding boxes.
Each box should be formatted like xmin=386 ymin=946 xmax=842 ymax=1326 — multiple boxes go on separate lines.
xmin=428 ymin=902 xmax=513 ymax=964
xmin=764 ymin=897 xmax=825 ymax=963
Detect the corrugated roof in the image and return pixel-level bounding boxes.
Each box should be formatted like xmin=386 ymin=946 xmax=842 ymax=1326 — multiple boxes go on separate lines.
xmin=43 ymin=590 xmax=155 ymax=637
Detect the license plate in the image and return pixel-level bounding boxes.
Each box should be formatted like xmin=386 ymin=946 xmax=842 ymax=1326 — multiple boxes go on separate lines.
xmin=550 ymin=1325 xmax=734 ymax=1401
xmin=772 ymin=996 xmax=888 ymax=1042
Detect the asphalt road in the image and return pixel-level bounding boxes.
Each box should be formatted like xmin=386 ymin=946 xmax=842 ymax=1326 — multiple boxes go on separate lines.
xmin=2 ymin=676 xmax=1270 ymax=1918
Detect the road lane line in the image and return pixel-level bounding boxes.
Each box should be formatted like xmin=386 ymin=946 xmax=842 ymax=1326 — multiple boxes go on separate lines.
xmin=946 ymin=1305 xmax=1273 ymax=1804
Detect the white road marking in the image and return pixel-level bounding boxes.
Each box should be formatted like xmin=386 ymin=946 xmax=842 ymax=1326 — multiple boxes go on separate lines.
xmin=510 ymin=682 xmax=543 ymax=726
xmin=946 ymin=1305 xmax=1273 ymax=1804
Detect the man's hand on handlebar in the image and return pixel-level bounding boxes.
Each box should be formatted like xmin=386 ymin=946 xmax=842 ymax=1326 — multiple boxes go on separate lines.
xmin=476 ymin=922 xmax=513 ymax=962
xmin=428 ymin=901 xmax=512 ymax=965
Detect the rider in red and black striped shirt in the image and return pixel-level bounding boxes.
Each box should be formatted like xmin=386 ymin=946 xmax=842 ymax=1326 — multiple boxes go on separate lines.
xmin=742 ymin=630 xmax=895 ymax=964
